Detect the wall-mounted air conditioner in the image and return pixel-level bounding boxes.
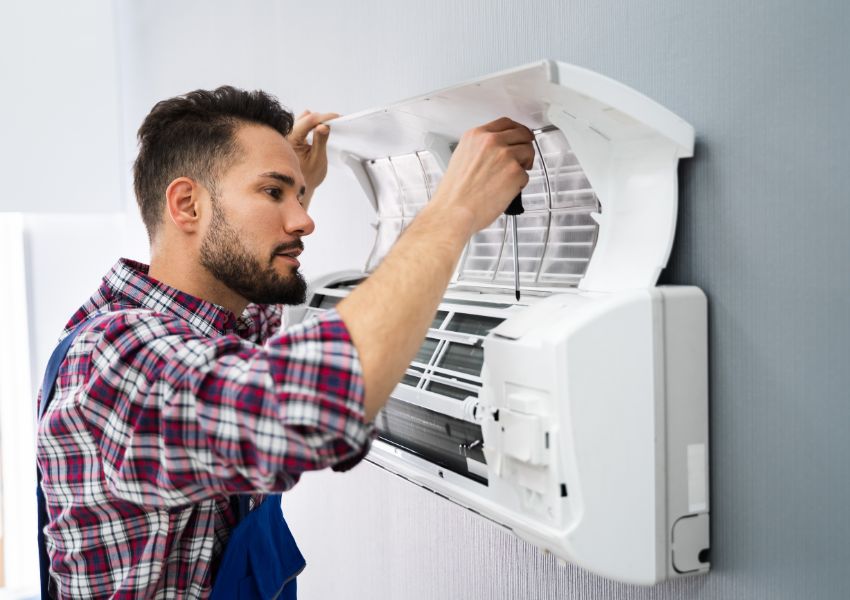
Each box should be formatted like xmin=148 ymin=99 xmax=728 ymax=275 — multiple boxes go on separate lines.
xmin=291 ymin=60 xmax=709 ymax=585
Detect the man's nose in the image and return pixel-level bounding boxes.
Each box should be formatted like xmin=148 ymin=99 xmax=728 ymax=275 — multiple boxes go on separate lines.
xmin=283 ymin=198 xmax=315 ymax=236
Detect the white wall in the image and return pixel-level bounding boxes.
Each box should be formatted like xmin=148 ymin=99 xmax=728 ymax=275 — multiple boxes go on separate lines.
xmin=0 ymin=216 xmax=36 ymax=592
xmin=0 ymin=0 xmax=124 ymax=213
xmin=24 ymin=214 xmax=148 ymax=394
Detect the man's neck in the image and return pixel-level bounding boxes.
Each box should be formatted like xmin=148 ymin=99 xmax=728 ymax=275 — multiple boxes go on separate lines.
xmin=149 ymin=253 xmax=248 ymax=317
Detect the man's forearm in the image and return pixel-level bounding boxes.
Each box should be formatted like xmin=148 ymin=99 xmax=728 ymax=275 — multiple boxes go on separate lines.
xmin=336 ymin=200 xmax=475 ymax=421
xmin=334 ymin=117 xmax=534 ymax=421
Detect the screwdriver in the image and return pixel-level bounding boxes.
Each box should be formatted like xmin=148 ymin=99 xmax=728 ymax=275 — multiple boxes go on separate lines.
xmin=505 ymin=192 xmax=524 ymax=301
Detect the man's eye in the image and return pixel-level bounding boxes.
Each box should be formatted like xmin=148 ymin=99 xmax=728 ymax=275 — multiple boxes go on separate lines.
xmin=265 ymin=187 xmax=282 ymax=200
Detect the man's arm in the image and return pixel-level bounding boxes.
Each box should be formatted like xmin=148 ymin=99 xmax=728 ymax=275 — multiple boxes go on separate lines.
xmin=79 ymin=309 xmax=368 ymax=506
xmin=337 ymin=117 xmax=535 ymax=420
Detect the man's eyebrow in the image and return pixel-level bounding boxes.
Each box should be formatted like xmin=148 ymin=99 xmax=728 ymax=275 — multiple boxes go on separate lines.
xmin=259 ymin=171 xmax=306 ymax=196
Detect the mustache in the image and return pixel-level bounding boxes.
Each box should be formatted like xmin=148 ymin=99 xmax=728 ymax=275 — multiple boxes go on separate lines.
xmin=271 ymin=239 xmax=304 ymax=257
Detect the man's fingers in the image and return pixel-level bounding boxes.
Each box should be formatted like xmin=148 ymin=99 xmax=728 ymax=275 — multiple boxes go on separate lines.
xmin=511 ymin=143 xmax=536 ymax=171
xmin=311 ymin=111 xmax=340 ymax=122
xmin=289 ymin=111 xmax=341 ymax=141
xmin=289 ymin=112 xmax=323 ymax=141
xmin=493 ymin=125 xmax=535 ymax=147
xmin=310 ymin=124 xmax=330 ymax=155
xmin=480 ymin=116 xmax=522 ymax=132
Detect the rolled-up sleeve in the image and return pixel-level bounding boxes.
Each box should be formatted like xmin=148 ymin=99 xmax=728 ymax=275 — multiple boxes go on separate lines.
xmin=82 ymin=308 xmax=374 ymax=507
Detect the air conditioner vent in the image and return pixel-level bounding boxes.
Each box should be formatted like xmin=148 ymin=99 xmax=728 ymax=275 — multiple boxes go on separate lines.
xmin=436 ymin=342 xmax=483 ymax=377
xmin=309 ymin=293 xmax=343 ymax=310
xmin=445 ymin=313 xmax=503 ymax=336
xmin=413 ymin=337 xmax=439 ymax=368
xmin=376 ymin=398 xmax=487 ymax=484
xmin=423 ymin=380 xmax=475 ymax=401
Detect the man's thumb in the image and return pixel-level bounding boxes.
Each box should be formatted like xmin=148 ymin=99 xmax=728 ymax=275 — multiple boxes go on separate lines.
xmin=311 ymin=124 xmax=330 ymax=153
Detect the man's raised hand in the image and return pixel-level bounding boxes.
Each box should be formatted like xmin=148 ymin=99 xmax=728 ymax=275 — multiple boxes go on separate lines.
xmin=433 ymin=117 xmax=535 ymax=235
xmin=287 ymin=110 xmax=340 ymax=195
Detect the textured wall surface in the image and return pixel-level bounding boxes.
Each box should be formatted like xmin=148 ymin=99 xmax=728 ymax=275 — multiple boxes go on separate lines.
xmin=116 ymin=1 xmax=850 ymax=598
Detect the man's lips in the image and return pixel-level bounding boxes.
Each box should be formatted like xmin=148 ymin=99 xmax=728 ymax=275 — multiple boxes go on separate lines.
xmin=274 ymin=248 xmax=303 ymax=259
xmin=275 ymin=254 xmax=300 ymax=268
xmin=272 ymin=242 xmax=303 ymax=267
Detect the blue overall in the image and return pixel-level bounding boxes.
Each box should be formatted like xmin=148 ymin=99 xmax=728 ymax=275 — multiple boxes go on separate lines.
xmin=37 ymin=320 xmax=306 ymax=599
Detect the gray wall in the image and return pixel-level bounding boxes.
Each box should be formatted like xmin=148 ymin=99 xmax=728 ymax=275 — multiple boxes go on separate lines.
xmin=116 ymin=1 xmax=850 ymax=599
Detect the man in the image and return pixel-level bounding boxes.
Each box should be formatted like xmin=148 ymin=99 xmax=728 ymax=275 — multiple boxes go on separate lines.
xmin=37 ymin=85 xmax=533 ymax=598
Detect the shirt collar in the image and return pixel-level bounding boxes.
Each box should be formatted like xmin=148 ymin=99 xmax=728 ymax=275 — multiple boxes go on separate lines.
xmin=102 ymin=258 xmax=279 ymax=339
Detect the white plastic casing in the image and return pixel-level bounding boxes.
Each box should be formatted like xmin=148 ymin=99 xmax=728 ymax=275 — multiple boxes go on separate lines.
xmin=298 ymin=61 xmax=709 ymax=585
xmin=327 ymin=60 xmax=694 ymax=293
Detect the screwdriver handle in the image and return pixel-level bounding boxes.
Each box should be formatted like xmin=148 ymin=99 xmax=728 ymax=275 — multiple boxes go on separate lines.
xmin=506 ymin=192 xmax=524 ymax=301
xmin=505 ymin=192 xmax=524 ymax=216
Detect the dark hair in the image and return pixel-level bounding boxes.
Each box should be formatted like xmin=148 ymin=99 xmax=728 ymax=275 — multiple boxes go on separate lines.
xmin=133 ymin=86 xmax=294 ymax=240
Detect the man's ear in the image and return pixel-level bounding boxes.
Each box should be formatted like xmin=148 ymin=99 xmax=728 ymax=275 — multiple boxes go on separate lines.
xmin=164 ymin=177 xmax=203 ymax=233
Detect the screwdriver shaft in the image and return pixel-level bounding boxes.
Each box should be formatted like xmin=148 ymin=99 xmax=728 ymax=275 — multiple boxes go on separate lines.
xmin=511 ymin=215 xmax=520 ymax=301
xmin=504 ymin=192 xmax=524 ymax=302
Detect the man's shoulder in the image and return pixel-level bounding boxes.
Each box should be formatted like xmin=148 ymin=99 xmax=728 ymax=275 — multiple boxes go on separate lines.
xmin=76 ymin=308 xmax=209 ymax=353
xmin=81 ymin=307 xmax=195 ymax=334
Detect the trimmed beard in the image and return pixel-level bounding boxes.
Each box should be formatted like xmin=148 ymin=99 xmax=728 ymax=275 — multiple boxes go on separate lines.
xmin=199 ymin=198 xmax=307 ymax=307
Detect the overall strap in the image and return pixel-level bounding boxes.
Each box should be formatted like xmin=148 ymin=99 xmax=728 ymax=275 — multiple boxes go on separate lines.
xmin=230 ymin=494 xmax=253 ymax=523
xmin=37 ymin=319 xmax=96 ymax=600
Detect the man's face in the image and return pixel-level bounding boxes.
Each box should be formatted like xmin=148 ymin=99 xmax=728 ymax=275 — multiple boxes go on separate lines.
xmin=199 ymin=124 xmax=315 ymax=307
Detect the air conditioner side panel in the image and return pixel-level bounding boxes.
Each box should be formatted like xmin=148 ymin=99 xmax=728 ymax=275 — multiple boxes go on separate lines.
xmin=481 ymin=291 xmax=662 ymax=584
xmin=560 ymin=291 xmax=661 ymax=583
xmin=662 ymin=286 xmax=710 ymax=577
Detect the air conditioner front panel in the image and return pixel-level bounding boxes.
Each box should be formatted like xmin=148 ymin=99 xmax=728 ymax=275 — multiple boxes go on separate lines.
xmin=303 ymin=278 xmax=708 ymax=584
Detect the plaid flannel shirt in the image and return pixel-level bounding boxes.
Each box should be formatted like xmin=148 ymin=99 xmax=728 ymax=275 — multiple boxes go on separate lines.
xmin=36 ymin=259 xmax=373 ymax=599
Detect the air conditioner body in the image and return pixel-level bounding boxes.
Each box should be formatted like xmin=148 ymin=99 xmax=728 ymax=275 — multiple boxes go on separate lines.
xmin=291 ymin=61 xmax=710 ymax=585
